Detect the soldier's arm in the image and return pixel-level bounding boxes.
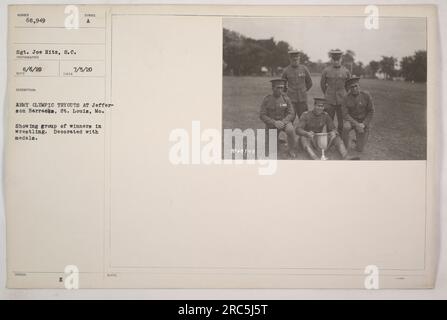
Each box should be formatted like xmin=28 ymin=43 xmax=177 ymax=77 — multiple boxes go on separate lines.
xmin=304 ymin=66 xmax=313 ymax=91
xmin=325 ymin=114 xmax=338 ymax=139
xmin=260 ymin=97 xmax=275 ymax=126
xmin=281 ymin=69 xmax=288 ymax=92
xmin=325 ymin=113 xmax=336 ymax=132
xmin=320 ymin=69 xmax=327 ymax=94
xmin=346 ymin=68 xmax=351 ymax=79
xmin=282 ymin=98 xmax=295 ymax=124
xmin=363 ymin=92 xmax=375 ymax=127
xmin=296 ymin=114 xmax=309 ymax=136
xmin=342 ymin=97 xmax=360 ymax=127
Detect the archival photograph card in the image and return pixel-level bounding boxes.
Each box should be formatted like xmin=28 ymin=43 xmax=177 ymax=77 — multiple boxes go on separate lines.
xmin=4 ymin=4 xmax=439 ymax=288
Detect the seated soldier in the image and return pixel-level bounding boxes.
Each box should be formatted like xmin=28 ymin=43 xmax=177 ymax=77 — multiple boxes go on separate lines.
xmin=260 ymin=78 xmax=297 ymax=158
xmin=341 ymin=76 xmax=375 ymax=152
xmin=296 ymin=98 xmax=348 ymax=160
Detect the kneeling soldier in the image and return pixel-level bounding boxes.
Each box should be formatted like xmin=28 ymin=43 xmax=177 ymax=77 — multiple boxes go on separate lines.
xmin=341 ymin=76 xmax=375 ymax=152
xmin=296 ymin=98 xmax=348 ymax=160
xmin=260 ymin=78 xmax=297 ymax=158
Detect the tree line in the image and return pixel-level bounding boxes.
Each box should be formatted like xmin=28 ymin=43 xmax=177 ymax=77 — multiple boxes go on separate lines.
xmin=223 ymin=28 xmax=427 ymax=82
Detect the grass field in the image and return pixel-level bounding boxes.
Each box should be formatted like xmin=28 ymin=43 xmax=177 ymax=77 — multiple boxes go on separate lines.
xmin=222 ymin=75 xmax=427 ymax=160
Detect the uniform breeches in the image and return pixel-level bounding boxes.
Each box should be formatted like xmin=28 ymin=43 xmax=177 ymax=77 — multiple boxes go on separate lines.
xmin=324 ymin=104 xmax=343 ymax=134
xmin=265 ymin=123 xmax=297 ymax=154
xmin=300 ymin=135 xmax=347 ymax=160
xmin=342 ymin=121 xmax=370 ymax=152
xmin=292 ymin=101 xmax=308 ymax=119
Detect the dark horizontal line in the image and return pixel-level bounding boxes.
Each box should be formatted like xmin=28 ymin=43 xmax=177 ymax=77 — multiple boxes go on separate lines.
xmin=14 ymin=59 xmax=105 ymax=62
xmin=15 ymin=26 xmax=105 ymax=29
xmin=13 ymin=271 xmax=428 ymax=277
xmin=110 ymin=265 xmax=426 ymax=271
xmin=111 ymin=14 xmax=426 ymax=18
xmin=14 ymin=271 xmax=102 ymax=274
xmin=13 ymin=42 xmax=106 ymax=45
xmin=15 ymin=75 xmax=105 ymax=78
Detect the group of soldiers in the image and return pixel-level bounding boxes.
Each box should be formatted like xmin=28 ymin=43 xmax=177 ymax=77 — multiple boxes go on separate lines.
xmin=260 ymin=49 xmax=375 ymax=160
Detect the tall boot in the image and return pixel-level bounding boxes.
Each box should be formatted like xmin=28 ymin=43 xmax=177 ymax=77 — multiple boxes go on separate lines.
xmin=335 ymin=137 xmax=348 ymax=159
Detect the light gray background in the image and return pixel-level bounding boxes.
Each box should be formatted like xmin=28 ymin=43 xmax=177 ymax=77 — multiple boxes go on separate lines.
xmin=0 ymin=0 xmax=445 ymax=299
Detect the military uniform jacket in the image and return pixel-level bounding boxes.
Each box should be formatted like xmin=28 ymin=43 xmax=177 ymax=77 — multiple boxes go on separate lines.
xmin=341 ymin=91 xmax=375 ymax=126
xmin=320 ymin=65 xmax=351 ymax=105
xmin=281 ymin=64 xmax=313 ymax=103
xmin=260 ymin=94 xmax=295 ymax=127
xmin=297 ymin=110 xmax=336 ymax=134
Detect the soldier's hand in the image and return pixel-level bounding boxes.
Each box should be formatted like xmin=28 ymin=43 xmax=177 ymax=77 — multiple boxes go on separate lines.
xmin=356 ymin=123 xmax=365 ymax=133
xmin=328 ymin=131 xmax=337 ymax=139
xmin=307 ymin=131 xmax=315 ymax=138
xmin=275 ymin=121 xmax=285 ymax=129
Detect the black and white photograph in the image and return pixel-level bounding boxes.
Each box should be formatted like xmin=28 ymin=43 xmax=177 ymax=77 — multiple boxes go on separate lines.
xmin=1 ymin=2 xmax=444 ymax=297
xmin=222 ymin=17 xmax=427 ymax=160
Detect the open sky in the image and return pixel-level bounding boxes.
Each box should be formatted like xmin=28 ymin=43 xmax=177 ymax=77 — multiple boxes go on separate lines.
xmin=223 ymin=17 xmax=426 ymax=65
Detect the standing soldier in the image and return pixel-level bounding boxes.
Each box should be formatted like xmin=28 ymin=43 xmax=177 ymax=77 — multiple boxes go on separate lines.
xmin=260 ymin=78 xmax=297 ymax=158
xmin=342 ymin=76 xmax=375 ymax=152
xmin=320 ymin=49 xmax=351 ymax=134
xmin=296 ymin=98 xmax=348 ymax=160
xmin=282 ymin=50 xmax=313 ymax=119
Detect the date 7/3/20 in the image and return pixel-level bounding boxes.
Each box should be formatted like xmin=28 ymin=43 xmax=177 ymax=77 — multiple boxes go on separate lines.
xmin=178 ymin=304 xmax=268 ymax=317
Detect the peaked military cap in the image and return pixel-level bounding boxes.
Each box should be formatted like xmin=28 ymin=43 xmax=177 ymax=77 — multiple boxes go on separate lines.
xmin=345 ymin=76 xmax=361 ymax=89
xmin=314 ymin=98 xmax=327 ymax=106
xmin=270 ymin=78 xmax=287 ymax=86
xmin=329 ymin=49 xmax=344 ymax=56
